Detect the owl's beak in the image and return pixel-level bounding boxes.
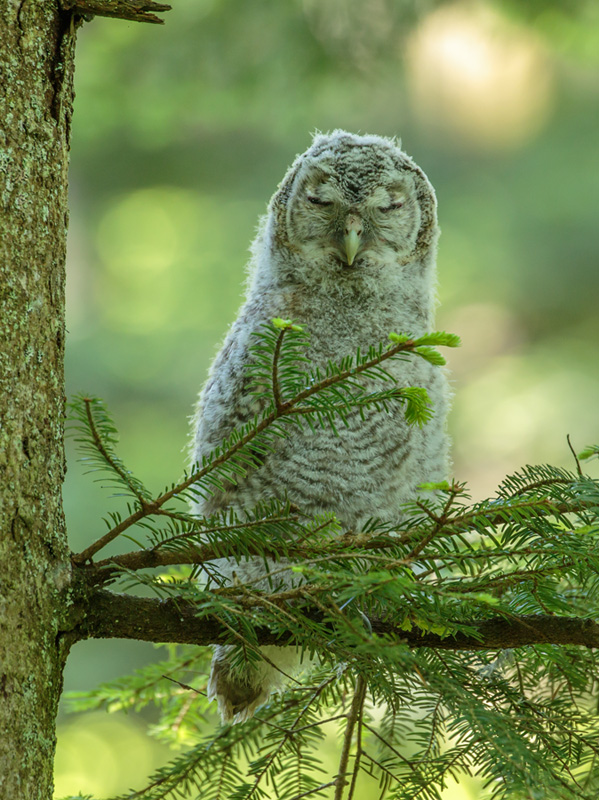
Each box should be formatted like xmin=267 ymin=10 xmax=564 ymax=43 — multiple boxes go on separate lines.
xmin=344 ymin=230 xmax=360 ymax=266
xmin=343 ymin=216 xmax=363 ymax=266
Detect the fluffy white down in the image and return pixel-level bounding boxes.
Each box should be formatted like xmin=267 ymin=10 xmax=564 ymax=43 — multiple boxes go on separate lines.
xmin=191 ymin=130 xmax=451 ymax=723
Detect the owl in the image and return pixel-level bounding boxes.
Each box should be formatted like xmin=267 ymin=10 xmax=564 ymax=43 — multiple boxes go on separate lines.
xmin=191 ymin=130 xmax=450 ymax=723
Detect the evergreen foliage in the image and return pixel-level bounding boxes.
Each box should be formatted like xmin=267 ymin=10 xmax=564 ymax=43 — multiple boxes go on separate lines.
xmin=67 ymin=322 xmax=599 ymax=800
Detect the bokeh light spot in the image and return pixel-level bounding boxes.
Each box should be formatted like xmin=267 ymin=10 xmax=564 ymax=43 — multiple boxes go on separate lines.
xmin=97 ymin=187 xmax=199 ymax=276
xmin=94 ymin=188 xmax=256 ymax=335
xmin=53 ymin=712 xmax=167 ymax=798
xmin=406 ymin=2 xmax=555 ymax=149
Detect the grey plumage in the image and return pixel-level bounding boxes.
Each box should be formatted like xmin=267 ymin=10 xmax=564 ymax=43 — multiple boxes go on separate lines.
xmin=191 ymin=130 xmax=450 ymax=723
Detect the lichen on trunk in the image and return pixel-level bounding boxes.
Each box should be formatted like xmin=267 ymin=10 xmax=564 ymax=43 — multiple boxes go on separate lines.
xmin=0 ymin=3 xmax=77 ymax=798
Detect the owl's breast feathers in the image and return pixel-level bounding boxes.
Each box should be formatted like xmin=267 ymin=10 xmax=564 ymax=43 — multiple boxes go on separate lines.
xmin=196 ymin=297 xmax=449 ymax=527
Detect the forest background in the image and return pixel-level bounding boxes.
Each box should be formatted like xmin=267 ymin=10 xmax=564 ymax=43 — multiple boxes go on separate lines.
xmin=57 ymin=1 xmax=599 ymax=797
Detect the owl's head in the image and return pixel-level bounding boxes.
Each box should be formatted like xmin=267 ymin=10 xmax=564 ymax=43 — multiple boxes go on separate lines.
xmin=264 ymin=131 xmax=438 ymax=288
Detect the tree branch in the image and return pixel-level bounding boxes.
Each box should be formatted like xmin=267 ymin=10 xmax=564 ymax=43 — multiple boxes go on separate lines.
xmin=75 ymin=485 xmax=587 ymax=573
xmin=271 ymin=327 xmax=286 ymax=412
xmin=71 ymin=587 xmax=599 ymax=651
xmin=72 ymin=336 xmax=427 ymax=565
xmin=61 ymin=0 xmax=171 ymax=24
xmin=80 ymin=493 xmax=585 ymax=585
xmin=83 ymin=396 xmax=150 ymax=505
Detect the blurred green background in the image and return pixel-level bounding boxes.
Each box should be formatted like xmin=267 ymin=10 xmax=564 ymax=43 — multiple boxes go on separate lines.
xmin=58 ymin=1 xmax=599 ymax=796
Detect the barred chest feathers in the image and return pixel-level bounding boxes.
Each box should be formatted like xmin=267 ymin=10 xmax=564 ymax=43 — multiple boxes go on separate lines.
xmin=190 ymin=130 xmax=451 ymax=723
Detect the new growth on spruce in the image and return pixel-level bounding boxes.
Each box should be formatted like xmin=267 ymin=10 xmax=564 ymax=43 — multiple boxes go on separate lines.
xmin=66 ymin=322 xmax=599 ymax=800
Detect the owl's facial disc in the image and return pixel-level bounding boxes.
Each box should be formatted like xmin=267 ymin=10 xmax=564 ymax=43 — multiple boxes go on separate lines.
xmin=286 ymin=162 xmax=422 ymax=279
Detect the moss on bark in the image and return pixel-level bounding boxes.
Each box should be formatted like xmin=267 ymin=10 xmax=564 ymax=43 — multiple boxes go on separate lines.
xmin=0 ymin=3 xmax=77 ymax=797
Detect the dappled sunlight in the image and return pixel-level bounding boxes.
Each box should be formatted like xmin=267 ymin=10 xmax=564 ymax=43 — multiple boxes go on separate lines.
xmin=406 ymin=2 xmax=555 ymax=149
xmin=97 ymin=187 xmax=199 ymax=276
xmin=95 ymin=187 xmax=200 ymax=333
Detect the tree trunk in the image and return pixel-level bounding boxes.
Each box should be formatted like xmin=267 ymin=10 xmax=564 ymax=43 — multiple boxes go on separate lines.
xmin=0 ymin=3 xmax=76 ymax=798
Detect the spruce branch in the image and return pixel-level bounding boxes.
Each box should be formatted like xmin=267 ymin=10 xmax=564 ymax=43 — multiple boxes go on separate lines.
xmin=72 ymin=587 xmax=599 ymax=651
xmin=81 ymin=489 xmax=592 ymax=587
xmin=271 ymin=322 xmax=288 ymax=411
xmin=407 ymin=481 xmax=464 ymax=560
xmin=82 ymin=396 xmax=151 ymax=506
xmin=72 ymin=327 xmax=456 ymax=564
xmin=363 ymin=722 xmax=430 ymax=786
xmin=567 ymin=434 xmax=583 ymax=476
xmin=242 ymin=673 xmax=339 ymax=800
xmin=65 ymin=320 xmax=599 ymax=799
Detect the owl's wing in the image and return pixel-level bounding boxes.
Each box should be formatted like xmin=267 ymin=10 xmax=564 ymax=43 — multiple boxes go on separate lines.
xmin=190 ymin=310 xmax=278 ymax=513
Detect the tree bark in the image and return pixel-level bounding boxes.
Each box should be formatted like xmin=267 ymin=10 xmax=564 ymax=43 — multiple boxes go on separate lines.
xmin=61 ymin=0 xmax=171 ymax=25
xmin=0 ymin=3 xmax=76 ymax=798
xmin=73 ymin=587 xmax=599 ymax=652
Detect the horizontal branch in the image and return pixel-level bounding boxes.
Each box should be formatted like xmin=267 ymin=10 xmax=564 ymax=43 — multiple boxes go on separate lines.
xmin=61 ymin=0 xmax=171 ymax=24
xmin=80 ymin=494 xmax=584 ymax=584
xmin=72 ymin=587 xmax=599 ymax=651
xmin=83 ymin=529 xmax=386 ymax=583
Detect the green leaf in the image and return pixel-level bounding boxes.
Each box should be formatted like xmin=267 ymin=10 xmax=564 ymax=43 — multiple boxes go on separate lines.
xmin=389 ymin=331 xmax=412 ymax=344
xmin=418 ymin=480 xmax=452 ymax=492
xmin=415 ymin=331 xmax=461 ymax=348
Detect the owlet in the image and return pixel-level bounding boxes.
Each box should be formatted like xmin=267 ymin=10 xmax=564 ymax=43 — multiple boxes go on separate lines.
xmin=191 ymin=130 xmax=450 ymax=723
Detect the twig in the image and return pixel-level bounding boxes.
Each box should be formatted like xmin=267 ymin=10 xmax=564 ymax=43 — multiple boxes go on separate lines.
xmin=346 ymin=676 xmax=366 ymax=800
xmin=84 ymin=491 xmax=589 ymax=581
xmin=442 ymin=561 xmax=578 ymax=594
xmin=363 ymin=723 xmax=422 ymax=772
xmin=170 ymin=694 xmax=194 ymax=734
xmin=218 ymin=615 xmax=301 ymax=686
xmin=509 ymin=476 xmax=575 ymax=497
xmin=419 ymin=697 xmax=443 ymax=763
xmin=155 ymin=513 xmax=301 ymax=550
xmin=334 ymin=674 xmax=367 ymax=800
xmin=407 ymin=485 xmax=461 ymax=561
xmin=245 ymin=675 xmax=338 ymax=800
xmin=162 ymin=675 xmax=206 ymax=696
xmin=61 ymin=0 xmax=171 ymax=24
xmin=83 ymin=398 xmax=149 ymax=505
xmin=567 ymin=434 xmax=583 ymax=477
xmin=272 ymin=328 xmax=286 ymax=411
xmin=287 ymin=781 xmax=338 ymax=800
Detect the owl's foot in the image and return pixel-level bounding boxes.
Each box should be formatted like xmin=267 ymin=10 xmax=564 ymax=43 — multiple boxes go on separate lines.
xmin=208 ymin=657 xmax=271 ymax=724
xmin=208 ymin=644 xmax=305 ymax=724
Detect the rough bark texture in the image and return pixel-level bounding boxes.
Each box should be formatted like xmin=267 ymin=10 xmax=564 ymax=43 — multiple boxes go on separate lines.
xmin=74 ymin=587 xmax=599 ymax=652
xmin=61 ymin=0 xmax=171 ymax=24
xmin=0 ymin=3 xmax=76 ymax=798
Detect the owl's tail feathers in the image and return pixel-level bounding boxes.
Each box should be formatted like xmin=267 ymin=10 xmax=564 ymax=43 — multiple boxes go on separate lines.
xmin=208 ymin=644 xmax=303 ymax=725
